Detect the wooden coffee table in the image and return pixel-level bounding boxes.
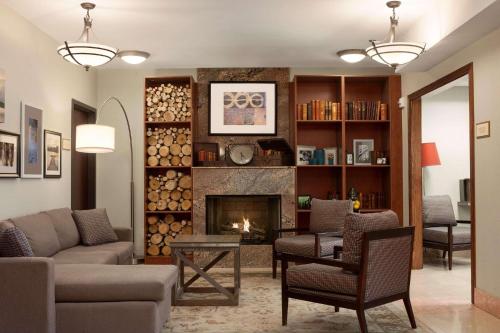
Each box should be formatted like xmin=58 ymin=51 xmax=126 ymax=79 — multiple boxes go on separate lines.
xmin=170 ymin=234 xmax=241 ymax=306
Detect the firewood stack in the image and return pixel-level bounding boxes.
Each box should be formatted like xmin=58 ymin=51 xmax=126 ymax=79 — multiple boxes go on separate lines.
xmin=146 ymin=214 xmax=193 ymax=256
xmin=145 ymin=83 xmax=192 ymax=122
xmin=146 ymin=127 xmax=192 ymax=167
xmin=147 ymin=170 xmax=192 ymax=212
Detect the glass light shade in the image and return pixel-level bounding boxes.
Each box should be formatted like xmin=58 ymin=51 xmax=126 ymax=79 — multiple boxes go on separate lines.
xmin=76 ymin=124 xmax=115 ymax=153
xmin=118 ymin=50 xmax=150 ymax=64
xmin=57 ymin=42 xmax=117 ymax=67
xmin=337 ymin=49 xmax=366 ymax=63
xmin=366 ymin=42 xmax=425 ymax=67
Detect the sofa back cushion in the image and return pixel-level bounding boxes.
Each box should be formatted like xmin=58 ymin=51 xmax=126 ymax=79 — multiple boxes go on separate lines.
xmin=0 ymin=221 xmax=34 ymax=257
xmin=423 ymin=195 xmax=457 ymax=226
xmin=309 ymin=199 xmax=353 ymax=233
xmin=43 ymin=208 xmax=80 ymax=250
xmin=72 ymin=208 xmax=118 ymax=246
xmin=342 ymin=210 xmax=399 ymax=265
xmin=10 ymin=213 xmax=61 ymax=257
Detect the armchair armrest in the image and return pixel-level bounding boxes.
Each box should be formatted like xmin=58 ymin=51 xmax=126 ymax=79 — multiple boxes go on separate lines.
xmin=113 ymin=226 xmax=133 ymax=242
xmin=281 ymin=252 xmax=360 ymax=273
xmin=0 ymin=257 xmax=55 ymax=333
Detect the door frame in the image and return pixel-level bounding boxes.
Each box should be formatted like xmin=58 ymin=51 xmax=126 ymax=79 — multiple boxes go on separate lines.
xmin=71 ymin=99 xmax=97 ymax=210
xmin=407 ymin=63 xmax=475 ymax=302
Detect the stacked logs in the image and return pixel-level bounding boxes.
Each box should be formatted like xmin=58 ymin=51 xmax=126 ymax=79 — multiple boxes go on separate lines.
xmin=146 ymin=127 xmax=192 ymax=167
xmin=145 ymin=83 xmax=191 ymax=122
xmin=146 ymin=214 xmax=193 ymax=256
xmin=147 ymin=170 xmax=192 ymax=212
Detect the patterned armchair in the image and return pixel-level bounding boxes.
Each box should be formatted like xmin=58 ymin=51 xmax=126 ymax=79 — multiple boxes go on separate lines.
xmin=281 ymin=211 xmax=416 ymax=333
xmin=423 ymin=195 xmax=471 ymax=270
xmin=272 ymin=199 xmax=352 ymax=279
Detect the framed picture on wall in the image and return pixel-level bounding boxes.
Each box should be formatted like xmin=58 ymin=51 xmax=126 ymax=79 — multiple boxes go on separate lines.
xmin=0 ymin=130 xmax=20 ymax=178
xmin=0 ymin=70 xmax=5 ymax=123
xmin=44 ymin=130 xmax=62 ymax=178
xmin=209 ymin=81 xmax=277 ymax=136
xmin=353 ymin=139 xmax=374 ymax=165
xmin=21 ymin=103 xmax=43 ymax=178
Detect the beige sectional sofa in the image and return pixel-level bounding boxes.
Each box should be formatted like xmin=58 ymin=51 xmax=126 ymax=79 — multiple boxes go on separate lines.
xmin=0 ymin=208 xmax=178 ymax=333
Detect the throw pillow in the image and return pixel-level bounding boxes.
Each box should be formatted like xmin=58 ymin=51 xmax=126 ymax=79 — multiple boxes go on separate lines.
xmin=342 ymin=210 xmax=399 ymax=265
xmin=309 ymin=199 xmax=353 ymax=233
xmin=72 ymin=209 xmax=118 ymax=246
xmin=0 ymin=223 xmax=34 ymax=257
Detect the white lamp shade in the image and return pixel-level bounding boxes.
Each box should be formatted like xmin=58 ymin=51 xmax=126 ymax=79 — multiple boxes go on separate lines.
xmin=76 ymin=124 xmax=115 ymax=153
xmin=57 ymin=42 xmax=117 ymax=67
xmin=366 ymin=42 xmax=425 ymax=67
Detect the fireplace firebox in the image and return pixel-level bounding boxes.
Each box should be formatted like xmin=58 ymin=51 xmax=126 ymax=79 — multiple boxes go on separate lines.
xmin=206 ymin=195 xmax=281 ymax=245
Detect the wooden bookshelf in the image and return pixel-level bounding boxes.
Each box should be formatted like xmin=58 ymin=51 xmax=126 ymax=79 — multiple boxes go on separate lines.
xmin=144 ymin=76 xmax=196 ymax=264
xmin=291 ymin=75 xmax=403 ymax=229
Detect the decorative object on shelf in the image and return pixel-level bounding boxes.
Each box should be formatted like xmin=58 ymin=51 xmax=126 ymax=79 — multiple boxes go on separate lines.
xmin=353 ymin=139 xmax=374 ymax=165
xmin=296 ymin=145 xmax=315 ymax=165
xmin=57 ymin=3 xmax=117 ymax=71
xmin=365 ymin=1 xmax=426 ymax=67
xmin=146 ymin=170 xmax=192 ymax=212
xmin=0 ymin=71 xmax=5 ymax=123
xmin=297 ymin=100 xmax=341 ymax=121
xmin=297 ymin=195 xmax=311 ymax=209
xmin=310 ymin=149 xmax=325 ymax=165
xmin=337 ymin=49 xmax=366 ymax=63
xmin=257 ymin=138 xmax=294 ymax=166
xmin=146 ymin=214 xmax=193 ymax=257
xmin=0 ymin=130 xmax=20 ymax=178
xmin=324 ymin=147 xmax=338 ymax=165
xmin=346 ymin=153 xmax=354 ymax=165
xmin=194 ymin=142 xmax=219 ymax=165
xmin=209 ymin=81 xmax=277 ymax=135
xmin=476 ymin=121 xmax=490 ymax=139
xmin=75 ymin=96 xmax=137 ymax=257
xmin=62 ymin=138 xmax=71 ymax=151
xmin=117 ymin=50 xmax=150 ymax=64
xmin=348 ymin=187 xmax=361 ymax=212
xmin=43 ymin=130 xmax=62 ymax=178
xmin=145 ymin=83 xmax=192 ymax=122
xmin=373 ymin=151 xmax=389 ymax=165
xmin=21 ymin=103 xmax=43 ymax=178
xmin=146 ymin=127 xmax=192 ymax=167
xmin=227 ymin=144 xmax=255 ymax=166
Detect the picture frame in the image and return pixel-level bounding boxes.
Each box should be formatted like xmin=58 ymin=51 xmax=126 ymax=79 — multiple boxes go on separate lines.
xmin=209 ymin=81 xmax=277 ymax=136
xmin=21 ymin=103 xmax=43 ymax=178
xmin=297 ymin=195 xmax=311 ymax=209
xmin=476 ymin=121 xmax=490 ymax=139
xmin=346 ymin=153 xmax=354 ymax=165
xmin=62 ymin=138 xmax=71 ymax=151
xmin=324 ymin=147 xmax=338 ymax=165
xmin=353 ymin=139 xmax=374 ymax=165
xmin=0 ymin=70 xmax=5 ymax=124
xmin=0 ymin=130 xmax=20 ymax=178
xmin=296 ymin=145 xmax=315 ymax=165
xmin=44 ymin=130 xmax=62 ymax=178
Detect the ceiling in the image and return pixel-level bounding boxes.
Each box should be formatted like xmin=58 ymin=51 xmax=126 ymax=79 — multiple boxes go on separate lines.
xmin=2 ymin=0 xmax=434 ymax=69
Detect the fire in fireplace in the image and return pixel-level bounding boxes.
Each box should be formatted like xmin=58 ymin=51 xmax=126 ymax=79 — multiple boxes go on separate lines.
xmin=206 ymin=195 xmax=281 ymax=245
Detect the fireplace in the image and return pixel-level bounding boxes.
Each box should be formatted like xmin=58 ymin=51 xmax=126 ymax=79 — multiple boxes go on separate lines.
xmin=206 ymin=195 xmax=281 ymax=245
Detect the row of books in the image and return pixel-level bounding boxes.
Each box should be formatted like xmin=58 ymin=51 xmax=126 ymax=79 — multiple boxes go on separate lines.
xmin=346 ymin=100 xmax=388 ymax=120
xmin=296 ymin=100 xmax=341 ymax=121
xmin=357 ymin=192 xmax=386 ymax=210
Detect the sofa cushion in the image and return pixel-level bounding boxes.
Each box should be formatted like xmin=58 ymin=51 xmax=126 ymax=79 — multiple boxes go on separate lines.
xmin=275 ymin=235 xmax=342 ymax=257
xmin=287 ymin=263 xmax=357 ymax=296
xmin=55 ymin=264 xmax=178 ymax=302
xmin=10 ymin=213 xmax=61 ymax=257
xmin=423 ymin=195 xmax=457 ymax=226
xmin=423 ymin=225 xmax=471 ymax=244
xmin=52 ymin=250 xmax=117 ymax=264
xmin=0 ymin=221 xmax=34 ymax=257
xmin=309 ymin=199 xmax=353 ymax=233
xmin=56 ymin=242 xmax=133 ymax=264
xmin=43 ymin=208 xmax=80 ymax=250
xmin=342 ymin=211 xmax=399 ymax=265
xmin=72 ymin=209 xmax=118 ymax=246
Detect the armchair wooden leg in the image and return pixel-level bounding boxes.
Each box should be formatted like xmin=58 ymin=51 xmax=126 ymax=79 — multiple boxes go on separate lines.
xmin=334 ymin=306 xmax=339 ymax=312
xmin=403 ymin=295 xmax=417 ymax=329
xmin=356 ymin=308 xmax=368 ymax=333
xmin=281 ymin=259 xmax=289 ymax=326
xmin=442 ymin=250 xmax=446 ymax=259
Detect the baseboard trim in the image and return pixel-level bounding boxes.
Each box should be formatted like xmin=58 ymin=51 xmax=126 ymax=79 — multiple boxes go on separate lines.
xmin=475 ymin=288 xmax=500 ymax=319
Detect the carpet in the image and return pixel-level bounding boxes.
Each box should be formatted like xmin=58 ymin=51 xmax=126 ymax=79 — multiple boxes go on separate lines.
xmin=163 ymin=272 xmax=435 ymax=333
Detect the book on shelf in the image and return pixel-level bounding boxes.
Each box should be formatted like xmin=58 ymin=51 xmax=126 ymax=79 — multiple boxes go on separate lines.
xmin=346 ymin=100 xmax=388 ymax=120
xmin=357 ymin=192 xmax=386 ymax=209
xmin=296 ymin=100 xmax=341 ymax=121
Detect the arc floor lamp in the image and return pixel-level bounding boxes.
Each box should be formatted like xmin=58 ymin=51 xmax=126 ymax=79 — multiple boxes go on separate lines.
xmin=75 ymin=97 xmax=136 ymax=256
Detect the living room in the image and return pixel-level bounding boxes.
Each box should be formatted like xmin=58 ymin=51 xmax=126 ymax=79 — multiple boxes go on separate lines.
xmin=1 ymin=1 xmax=500 ymax=333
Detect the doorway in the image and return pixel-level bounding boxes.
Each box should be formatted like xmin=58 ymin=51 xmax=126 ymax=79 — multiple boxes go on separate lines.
xmin=71 ymin=99 xmax=96 ymax=210
xmin=408 ymin=63 xmax=475 ymax=302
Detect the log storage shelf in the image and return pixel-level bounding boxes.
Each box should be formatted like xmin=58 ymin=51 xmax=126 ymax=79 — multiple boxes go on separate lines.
xmin=144 ymin=76 xmax=196 ymax=264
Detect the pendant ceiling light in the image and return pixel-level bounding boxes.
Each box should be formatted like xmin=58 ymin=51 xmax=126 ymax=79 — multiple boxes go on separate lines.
xmin=57 ymin=2 xmax=117 ymax=71
xmin=365 ymin=1 xmax=425 ymax=68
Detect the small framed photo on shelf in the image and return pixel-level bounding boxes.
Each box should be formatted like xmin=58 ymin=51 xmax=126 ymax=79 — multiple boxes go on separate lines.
xmin=297 ymin=195 xmax=311 ymax=209
xmin=0 ymin=130 xmax=20 ymax=178
xmin=353 ymin=139 xmax=374 ymax=165
xmin=376 ymin=157 xmax=387 ymax=165
xmin=324 ymin=147 xmax=338 ymax=165
xmin=346 ymin=153 xmax=354 ymax=165
xmin=43 ymin=130 xmax=62 ymax=178
xmin=296 ymin=145 xmax=315 ymax=165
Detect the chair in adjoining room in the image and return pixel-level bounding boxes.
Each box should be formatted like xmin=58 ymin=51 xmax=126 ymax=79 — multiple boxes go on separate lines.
xmin=422 ymin=195 xmax=471 ymax=270
xmin=281 ymin=211 xmax=416 ymax=333
xmin=272 ymin=198 xmax=352 ymax=278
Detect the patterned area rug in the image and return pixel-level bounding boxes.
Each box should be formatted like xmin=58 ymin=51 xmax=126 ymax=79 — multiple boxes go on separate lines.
xmin=164 ymin=273 xmax=435 ymax=333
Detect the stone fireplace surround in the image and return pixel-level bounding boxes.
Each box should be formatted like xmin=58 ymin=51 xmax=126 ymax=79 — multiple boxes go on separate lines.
xmin=193 ymin=166 xmax=295 ymax=268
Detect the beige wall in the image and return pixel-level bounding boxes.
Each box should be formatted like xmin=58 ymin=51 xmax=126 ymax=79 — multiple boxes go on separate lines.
xmin=0 ymin=4 xmax=96 ymax=219
xmin=401 ymin=26 xmax=500 ymax=298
